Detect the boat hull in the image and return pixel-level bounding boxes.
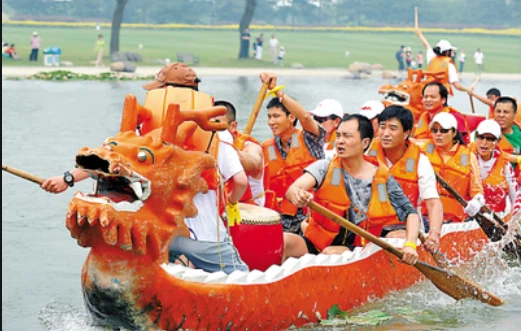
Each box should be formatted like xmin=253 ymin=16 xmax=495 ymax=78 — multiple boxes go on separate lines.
xmin=82 ymin=222 xmax=488 ymax=330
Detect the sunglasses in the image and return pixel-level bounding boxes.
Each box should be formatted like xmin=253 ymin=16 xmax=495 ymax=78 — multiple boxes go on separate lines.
xmin=476 ymin=135 xmax=497 ymax=142
xmin=431 ymin=128 xmax=451 ymax=134
xmin=313 ymin=116 xmax=331 ymax=124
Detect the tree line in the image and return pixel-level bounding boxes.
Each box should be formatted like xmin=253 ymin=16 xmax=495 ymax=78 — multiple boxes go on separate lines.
xmin=3 ymin=0 xmax=521 ymax=28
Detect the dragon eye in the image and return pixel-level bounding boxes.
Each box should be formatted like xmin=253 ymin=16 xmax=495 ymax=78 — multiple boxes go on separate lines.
xmin=137 ymin=151 xmax=147 ymax=162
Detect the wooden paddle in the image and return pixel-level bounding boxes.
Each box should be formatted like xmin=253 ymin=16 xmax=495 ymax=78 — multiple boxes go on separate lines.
xmin=243 ymin=82 xmax=270 ymax=135
xmin=469 ymin=75 xmax=482 ymax=114
xmin=2 ymin=164 xmax=45 ymax=185
xmin=414 ymin=7 xmax=419 ymax=29
xmin=308 ymin=201 xmax=504 ymax=306
xmin=435 ymin=172 xmax=521 ymax=257
xmin=418 ymin=232 xmax=452 ymax=269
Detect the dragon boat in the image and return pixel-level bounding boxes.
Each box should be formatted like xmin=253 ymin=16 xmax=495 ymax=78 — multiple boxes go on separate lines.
xmin=64 ymin=85 xmax=495 ymax=330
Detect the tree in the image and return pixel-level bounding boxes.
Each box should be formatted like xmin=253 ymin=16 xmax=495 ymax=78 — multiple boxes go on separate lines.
xmin=110 ymin=0 xmax=129 ymax=55
xmin=238 ymin=0 xmax=256 ymax=59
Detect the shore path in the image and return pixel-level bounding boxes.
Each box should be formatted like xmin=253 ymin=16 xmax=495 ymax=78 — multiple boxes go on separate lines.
xmin=2 ymin=66 xmax=521 ymax=80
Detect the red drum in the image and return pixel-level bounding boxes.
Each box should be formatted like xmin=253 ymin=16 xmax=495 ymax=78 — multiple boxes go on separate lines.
xmin=229 ymin=203 xmax=283 ymax=271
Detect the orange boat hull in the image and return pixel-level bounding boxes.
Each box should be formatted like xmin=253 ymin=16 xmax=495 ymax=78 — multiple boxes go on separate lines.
xmin=81 ymin=222 xmax=488 ymax=330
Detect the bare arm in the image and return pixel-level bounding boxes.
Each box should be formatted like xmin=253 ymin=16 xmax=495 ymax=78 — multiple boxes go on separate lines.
xmin=260 ymin=72 xmax=322 ymax=137
xmin=469 ymin=91 xmax=494 ymax=107
xmin=238 ymin=143 xmax=263 ymax=178
xmin=452 ymin=81 xmax=470 ymax=93
xmin=227 ymin=171 xmax=248 ymax=204
xmin=424 ymin=198 xmax=443 ymax=252
xmin=414 ymin=27 xmax=431 ymax=50
xmin=285 ymin=172 xmax=317 ymax=207
xmin=41 ymin=168 xmax=90 ymax=194
xmin=402 ymin=213 xmax=420 ymax=265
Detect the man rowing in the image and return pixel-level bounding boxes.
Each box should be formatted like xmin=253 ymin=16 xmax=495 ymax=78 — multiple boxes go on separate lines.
xmin=283 ymin=114 xmax=420 ymax=265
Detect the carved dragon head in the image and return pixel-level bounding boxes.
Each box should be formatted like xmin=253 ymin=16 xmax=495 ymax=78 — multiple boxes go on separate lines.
xmin=66 ymin=95 xmax=227 ymax=261
xmin=378 ymin=69 xmax=446 ymax=122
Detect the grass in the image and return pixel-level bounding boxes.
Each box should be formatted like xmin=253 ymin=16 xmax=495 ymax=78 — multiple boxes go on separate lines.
xmin=2 ymin=26 xmax=521 ymax=73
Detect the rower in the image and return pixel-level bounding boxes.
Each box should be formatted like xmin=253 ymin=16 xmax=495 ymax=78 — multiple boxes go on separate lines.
xmin=419 ymin=112 xmax=485 ymax=223
xmin=367 ymin=106 xmax=443 ymax=252
xmin=473 ymin=120 xmax=520 ymax=221
xmin=493 ymin=96 xmax=521 ymax=183
xmin=468 ymin=88 xmax=501 ymax=119
xmin=414 ymin=82 xmax=471 ymax=144
xmin=260 ymin=73 xmax=326 ymax=235
xmin=308 ymin=99 xmax=344 ymax=159
xmin=284 ymin=114 xmax=420 ymax=265
xmin=214 ymin=100 xmax=265 ymax=207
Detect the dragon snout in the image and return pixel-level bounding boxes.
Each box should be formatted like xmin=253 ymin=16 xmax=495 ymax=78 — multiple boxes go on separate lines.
xmin=76 ymin=154 xmax=111 ymax=173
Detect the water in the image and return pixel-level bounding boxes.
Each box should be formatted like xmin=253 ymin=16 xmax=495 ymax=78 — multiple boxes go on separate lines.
xmin=2 ymin=77 xmax=520 ymax=331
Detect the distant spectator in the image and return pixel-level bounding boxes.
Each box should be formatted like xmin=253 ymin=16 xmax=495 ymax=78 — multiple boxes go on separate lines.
xmin=405 ymin=47 xmax=413 ymax=68
xmin=474 ymin=48 xmax=484 ymax=74
xmin=255 ymin=33 xmax=264 ymax=60
xmin=2 ymin=42 xmax=8 ymax=54
xmin=416 ymin=50 xmax=423 ymax=69
xmin=396 ymin=45 xmax=405 ymax=72
xmin=451 ymin=49 xmax=457 ymax=65
xmin=93 ymin=34 xmax=105 ymax=67
xmin=240 ymin=28 xmax=251 ymax=59
xmin=278 ymin=46 xmax=285 ymax=67
xmin=459 ymin=49 xmax=466 ymax=73
xmin=269 ymin=34 xmax=279 ymax=64
xmin=6 ymin=44 xmax=21 ymax=60
xmin=29 ymin=32 xmax=40 ymax=62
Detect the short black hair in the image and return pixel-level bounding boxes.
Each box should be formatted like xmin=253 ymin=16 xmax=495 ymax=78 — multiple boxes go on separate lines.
xmin=495 ymin=96 xmax=518 ymax=113
xmin=339 ymin=114 xmax=374 ymax=151
xmin=214 ymin=100 xmax=237 ymax=123
xmin=432 ymin=47 xmax=451 ymax=57
xmin=267 ymin=97 xmax=298 ymax=126
xmin=378 ymin=106 xmax=414 ymax=133
xmin=422 ymin=82 xmax=448 ymax=107
xmin=486 ymin=88 xmax=501 ymax=97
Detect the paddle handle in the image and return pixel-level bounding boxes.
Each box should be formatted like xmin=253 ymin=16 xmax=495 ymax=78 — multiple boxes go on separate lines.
xmin=469 ymin=95 xmax=476 ymax=113
xmin=2 ymin=164 xmax=45 ymax=185
xmin=308 ymin=201 xmax=404 ymax=259
xmin=243 ymin=82 xmax=270 ymax=135
xmin=414 ymin=7 xmax=418 ymax=28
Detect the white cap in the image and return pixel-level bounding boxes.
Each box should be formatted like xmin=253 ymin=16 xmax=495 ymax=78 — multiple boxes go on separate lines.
xmin=436 ymin=39 xmax=457 ymax=52
xmin=33 ymin=31 xmax=38 ymax=35
xmin=430 ymin=112 xmax=458 ymax=130
xmin=310 ymin=99 xmax=344 ymax=118
xmin=476 ymin=119 xmax=501 ymax=139
xmin=359 ymin=100 xmax=385 ymax=120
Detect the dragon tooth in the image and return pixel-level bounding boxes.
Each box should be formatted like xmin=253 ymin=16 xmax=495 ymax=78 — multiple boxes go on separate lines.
xmin=130 ymin=181 xmax=144 ymax=199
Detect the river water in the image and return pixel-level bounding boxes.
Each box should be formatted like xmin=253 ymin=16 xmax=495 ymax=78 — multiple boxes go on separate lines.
xmin=2 ymin=77 xmax=520 ymax=331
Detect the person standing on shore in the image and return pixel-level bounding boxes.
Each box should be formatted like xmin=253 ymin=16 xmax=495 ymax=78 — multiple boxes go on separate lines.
xmin=395 ymin=45 xmax=405 ymax=73
xmin=474 ymin=48 xmax=484 ymax=74
xmin=459 ymin=49 xmax=466 ymax=73
xmin=255 ymin=34 xmax=264 ymax=60
xmin=93 ymin=34 xmax=105 ymax=68
xmin=29 ymin=32 xmax=40 ymax=62
xmin=416 ymin=50 xmax=424 ymax=69
xmin=269 ymin=34 xmax=279 ymax=65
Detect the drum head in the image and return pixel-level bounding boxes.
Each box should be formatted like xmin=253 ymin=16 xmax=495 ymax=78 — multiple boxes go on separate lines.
xmin=238 ymin=203 xmax=280 ymax=225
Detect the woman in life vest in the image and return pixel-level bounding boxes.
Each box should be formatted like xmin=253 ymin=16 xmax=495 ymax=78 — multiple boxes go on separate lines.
xmin=420 ymin=112 xmax=485 ymax=223
xmin=473 ymin=120 xmax=520 ymax=221
xmin=283 ymin=114 xmax=420 ymax=266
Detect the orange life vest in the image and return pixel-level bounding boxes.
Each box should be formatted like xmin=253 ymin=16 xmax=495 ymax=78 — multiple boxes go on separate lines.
xmin=367 ymin=139 xmax=421 ymax=207
xmin=488 ymin=105 xmax=495 ymax=119
xmin=305 ymin=156 xmax=399 ymax=251
xmin=421 ymin=141 xmax=471 ymax=222
xmin=262 ymin=129 xmax=319 ymax=216
xmin=498 ymin=122 xmax=521 ymax=155
xmin=480 ymin=150 xmax=511 ymax=213
xmin=414 ymin=107 xmax=470 ymax=140
xmin=427 ymin=55 xmax=454 ymax=96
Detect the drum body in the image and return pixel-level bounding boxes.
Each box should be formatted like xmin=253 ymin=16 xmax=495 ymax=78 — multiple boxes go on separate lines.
xmin=229 ymin=203 xmax=284 ymax=271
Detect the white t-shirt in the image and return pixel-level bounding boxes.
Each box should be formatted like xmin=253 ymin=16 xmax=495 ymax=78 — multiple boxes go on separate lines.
xmin=427 ymin=48 xmax=459 ymax=84
xmin=184 ymin=131 xmax=244 ymax=242
xmin=385 ymin=153 xmax=439 ymax=203
xmin=324 ymin=143 xmax=336 ymax=159
xmin=474 ymin=52 xmax=484 ymax=64
xmin=244 ymin=141 xmax=265 ymax=207
xmin=459 ymin=53 xmax=466 ymax=62
xmin=269 ymin=38 xmax=279 ymax=48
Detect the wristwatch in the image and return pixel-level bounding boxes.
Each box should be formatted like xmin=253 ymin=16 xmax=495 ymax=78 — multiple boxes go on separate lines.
xmin=63 ymin=171 xmax=75 ymax=187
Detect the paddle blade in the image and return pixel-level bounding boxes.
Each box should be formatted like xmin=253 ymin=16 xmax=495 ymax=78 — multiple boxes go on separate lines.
xmin=414 ymin=261 xmax=504 ymax=306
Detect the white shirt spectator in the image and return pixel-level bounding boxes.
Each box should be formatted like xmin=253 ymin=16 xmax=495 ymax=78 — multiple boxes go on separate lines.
xmin=269 ymin=37 xmax=279 ymax=48
xmin=474 ymin=51 xmax=484 ymax=65
xmin=459 ymin=53 xmax=466 ymax=63
xmin=185 ymin=130 xmax=244 ymax=242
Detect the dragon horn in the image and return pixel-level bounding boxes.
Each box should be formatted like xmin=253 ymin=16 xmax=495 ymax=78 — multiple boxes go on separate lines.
xmin=120 ymin=95 xmax=139 ymax=132
xmin=162 ymin=103 xmax=181 ymax=144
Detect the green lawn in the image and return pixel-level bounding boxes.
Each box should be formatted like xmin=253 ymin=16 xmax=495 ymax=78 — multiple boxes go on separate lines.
xmin=2 ymin=26 xmax=521 ymax=73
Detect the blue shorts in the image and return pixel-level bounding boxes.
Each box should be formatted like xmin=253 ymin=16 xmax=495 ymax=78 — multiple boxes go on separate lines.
xmin=169 ymin=236 xmax=249 ymax=274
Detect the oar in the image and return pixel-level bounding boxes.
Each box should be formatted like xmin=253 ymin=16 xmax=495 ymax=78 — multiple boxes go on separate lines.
xmin=2 ymin=164 xmax=45 ymax=185
xmin=414 ymin=7 xmax=419 ymax=29
xmin=435 ymin=172 xmax=521 ymax=257
xmin=469 ymin=75 xmax=482 ymax=114
xmin=418 ymin=232 xmax=452 ymax=269
xmin=243 ymin=81 xmax=270 ymax=135
xmin=308 ymin=201 xmax=504 ymax=306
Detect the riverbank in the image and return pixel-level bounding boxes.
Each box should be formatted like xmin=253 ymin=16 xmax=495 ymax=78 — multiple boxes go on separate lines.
xmin=3 ymin=66 xmax=521 ymax=81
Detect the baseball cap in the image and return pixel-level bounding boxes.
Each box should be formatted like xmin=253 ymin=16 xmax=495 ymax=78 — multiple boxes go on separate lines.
xmin=142 ymin=62 xmax=200 ymax=91
xmin=430 ymin=112 xmax=458 ymax=130
xmin=359 ymin=100 xmax=385 ymax=120
xmin=310 ymin=99 xmax=344 ymax=118
xmin=436 ymin=39 xmax=457 ymax=52
xmin=476 ymin=119 xmax=501 ymax=139
xmin=33 ymin=32 xmax=38 ymax=36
